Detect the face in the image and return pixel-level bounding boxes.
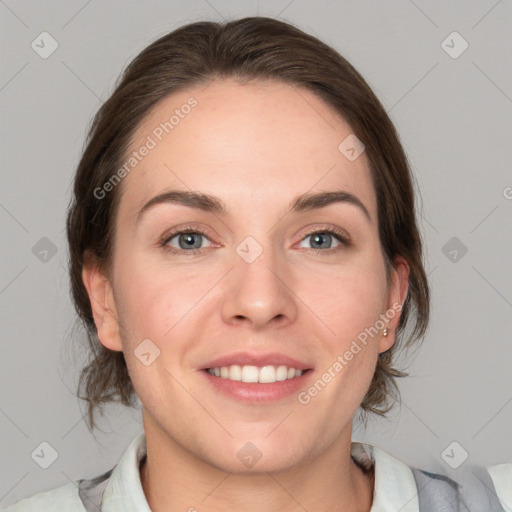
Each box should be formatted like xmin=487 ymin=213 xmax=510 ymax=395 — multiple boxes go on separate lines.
xmin=84 ymin=78 xmax=408 ymax=474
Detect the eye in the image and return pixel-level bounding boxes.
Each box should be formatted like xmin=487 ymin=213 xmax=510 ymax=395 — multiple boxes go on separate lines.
xmin=159 ymin=225 xmax=351 ymax=256
xmin=160 ymin=227 xmax=213 ymax=255
xmin=297 ymin=226 xmax=351 ymax=253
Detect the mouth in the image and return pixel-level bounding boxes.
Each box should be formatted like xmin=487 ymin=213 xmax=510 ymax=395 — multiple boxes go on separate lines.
xmin=204 ymin=364 xmax=311 ymax=384
xmin=200 ymin=364 xmax=313 ymax=404
xmin=199 ymin=351 xmax=314 ymax=403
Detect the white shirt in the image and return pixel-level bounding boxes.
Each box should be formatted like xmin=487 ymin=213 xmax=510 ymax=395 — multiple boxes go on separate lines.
xmin=2 ymin=432 xmax=510 ymax=511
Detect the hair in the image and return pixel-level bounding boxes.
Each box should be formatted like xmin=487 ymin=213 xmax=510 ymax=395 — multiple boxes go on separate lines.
xmin=66 ymin=16 xmax=430 ymax=432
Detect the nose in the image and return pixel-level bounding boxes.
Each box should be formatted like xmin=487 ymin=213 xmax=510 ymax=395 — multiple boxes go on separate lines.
xmin=220 ymin=246 xmax=298 ymax=330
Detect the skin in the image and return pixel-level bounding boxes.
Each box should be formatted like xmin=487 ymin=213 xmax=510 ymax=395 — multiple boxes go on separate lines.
xmin=83 ymin=78 xmax=409 ymax=512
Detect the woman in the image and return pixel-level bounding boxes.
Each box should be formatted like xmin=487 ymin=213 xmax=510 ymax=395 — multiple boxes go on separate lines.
xmin=3 ymin=16 xmax=509 ymax=512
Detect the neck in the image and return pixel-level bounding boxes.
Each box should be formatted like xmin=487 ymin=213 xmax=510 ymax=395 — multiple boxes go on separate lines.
xmin=139 ymin=418 xmax=374 ymax=512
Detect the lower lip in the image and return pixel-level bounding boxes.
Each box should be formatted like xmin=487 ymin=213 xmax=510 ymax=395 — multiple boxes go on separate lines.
xmin=201 ymin=369 xmax=313 ymax=404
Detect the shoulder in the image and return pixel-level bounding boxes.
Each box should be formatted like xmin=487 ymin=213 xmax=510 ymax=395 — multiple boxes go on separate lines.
xmin=483 ymin=462 xmax=512 ymax=511
xmin=354 ymin=442 xmax=509 ymax=511
xmin=1 ymin=482 xmax=85 ymax=512
xmin=2 ymin=432 xmax=145 ymax=512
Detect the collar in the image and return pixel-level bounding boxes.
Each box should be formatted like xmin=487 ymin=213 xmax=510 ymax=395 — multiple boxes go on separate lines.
xmin=101 ymin=432 xmax=419 ymax=512
xmin=351 ymin=442 xmax=420 ymax=511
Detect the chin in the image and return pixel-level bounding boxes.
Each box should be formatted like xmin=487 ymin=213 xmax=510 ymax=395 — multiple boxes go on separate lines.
xmin=199 ymin=436 xmax=310 ymax=475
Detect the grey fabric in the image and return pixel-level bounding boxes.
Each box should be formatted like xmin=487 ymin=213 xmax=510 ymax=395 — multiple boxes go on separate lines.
xmin=411 ymin=468 xmax=462 ymax=511
xmin=458 ymin=465 xmax=506 ymax=512
xmin=411 ymin=466 xmax=505 ymax=512
xmin=77 ymin=467 xmax=114 ymax=512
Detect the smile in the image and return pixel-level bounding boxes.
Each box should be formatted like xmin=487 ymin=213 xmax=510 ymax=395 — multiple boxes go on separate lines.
xmin=206 ymin=364 xmax=303 ymax=384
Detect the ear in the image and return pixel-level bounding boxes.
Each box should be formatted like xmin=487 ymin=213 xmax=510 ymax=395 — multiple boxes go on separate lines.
xmin=378 ymin=254 xmax=410 ymax=354
xmin=81 ymin=252 xmax=123 ymax=352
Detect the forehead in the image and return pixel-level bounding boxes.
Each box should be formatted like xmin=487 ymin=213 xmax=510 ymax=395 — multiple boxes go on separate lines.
xmin=117 ymin=78 xmax=377 ymax=225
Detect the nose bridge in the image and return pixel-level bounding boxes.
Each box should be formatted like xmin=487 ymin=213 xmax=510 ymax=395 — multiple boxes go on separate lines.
xmin=221 ymin=235 xmax=297 ymax=328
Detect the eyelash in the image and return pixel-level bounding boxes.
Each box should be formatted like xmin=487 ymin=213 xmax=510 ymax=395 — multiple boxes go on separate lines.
xmin=159 ymin=225 xmax=351 ymax=256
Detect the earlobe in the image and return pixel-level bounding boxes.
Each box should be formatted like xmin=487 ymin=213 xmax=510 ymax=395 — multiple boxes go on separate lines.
xmin=81 ymin=253 xmax=123 ymax=352
xmin=379 ymin=255 xmax=410 ymax=353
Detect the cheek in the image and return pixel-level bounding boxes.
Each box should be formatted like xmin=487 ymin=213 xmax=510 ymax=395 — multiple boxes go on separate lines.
xmin=113 ymin=252 xmax=212 ymax=345
xmin=300 ymin=257 xmax=388 ymax=340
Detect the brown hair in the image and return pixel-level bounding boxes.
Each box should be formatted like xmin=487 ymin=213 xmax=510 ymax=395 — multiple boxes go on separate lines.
xmin=66 ymin=16 xmax=430 ymax=431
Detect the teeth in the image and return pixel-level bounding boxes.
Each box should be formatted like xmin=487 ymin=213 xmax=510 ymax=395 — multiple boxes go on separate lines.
xmin=229 ymin=365 xmax=242 ymax=381
xmin=242 ymin=365 xmax=259 ymax=383
xmin=276 ymin=366 xmax=288 ymax=381
xmin=207 ymin=364 xmax=304 ymax=383
xmin=259 ymin=365 xmax=276 ymax=383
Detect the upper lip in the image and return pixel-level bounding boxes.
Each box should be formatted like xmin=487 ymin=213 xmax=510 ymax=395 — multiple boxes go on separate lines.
xmin=202 ymin=351 xmax=313 ymax=370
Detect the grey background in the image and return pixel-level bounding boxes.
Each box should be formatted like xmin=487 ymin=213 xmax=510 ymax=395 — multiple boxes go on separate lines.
xmin=1 ymin=0 xmax=511 ymax=507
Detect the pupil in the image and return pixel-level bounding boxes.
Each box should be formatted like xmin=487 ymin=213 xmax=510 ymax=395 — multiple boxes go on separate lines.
xmin=180 ymin=233 xmax=200 ymax=249
xmin=313 ymin=233 xmax=330 ymax=249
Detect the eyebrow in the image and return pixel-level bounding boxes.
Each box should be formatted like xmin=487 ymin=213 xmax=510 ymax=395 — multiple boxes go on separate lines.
xmin=136 ymin=189 xmax=371 ymax=223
